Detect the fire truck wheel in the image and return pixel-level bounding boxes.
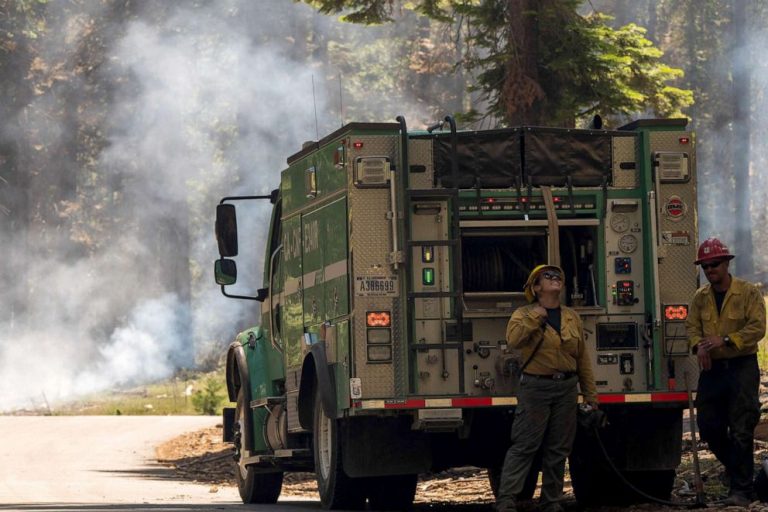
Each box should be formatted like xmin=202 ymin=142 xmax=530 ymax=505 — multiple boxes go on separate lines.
xmin=313 ymin=389 xmax=366 ymax=510
xmin=234 ymin=388 xmax=283 ymax=503
xmin=570 ymin=454 xmax=674 ymax=505
xmin=366 ymin=474 xmax=417 ymax=511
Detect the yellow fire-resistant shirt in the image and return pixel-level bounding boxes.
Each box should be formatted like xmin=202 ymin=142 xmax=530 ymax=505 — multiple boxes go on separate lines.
xmin=506 ymin=304 xmax=598 ymax=404
xmin=686 ymin=276 xmax=766 ymax=358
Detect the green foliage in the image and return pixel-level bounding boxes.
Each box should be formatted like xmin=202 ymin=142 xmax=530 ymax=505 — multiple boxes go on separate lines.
xmin=306 ymin=0 xmax=694 ymax=127
xmin=305 ymin=0 xmax=394 ymax=23
xmin=52 ymin=369 xmax=227 ymax=415
xmin=191 ymin=377 xmax=226 ymax=416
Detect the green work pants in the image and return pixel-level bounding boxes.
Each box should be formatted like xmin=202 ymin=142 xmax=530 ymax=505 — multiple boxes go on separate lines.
xmin=497 ymin=374 xmax=578 ymax=510
xmin=696 ymin=354 xmax=760 ymax=498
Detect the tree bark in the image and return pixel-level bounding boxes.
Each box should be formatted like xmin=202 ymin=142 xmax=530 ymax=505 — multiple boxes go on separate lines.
xmin=502 ymin=0 xmax=544 ymax=125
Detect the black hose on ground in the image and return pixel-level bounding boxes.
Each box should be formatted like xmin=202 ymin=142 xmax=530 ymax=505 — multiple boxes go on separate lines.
xmin=588 ymin=422 xmax=708 ymax=509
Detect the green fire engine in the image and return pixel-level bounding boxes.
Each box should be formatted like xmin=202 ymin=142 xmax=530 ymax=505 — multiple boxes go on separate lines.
xmin=215 ymin=116 xmax=699 ymax=509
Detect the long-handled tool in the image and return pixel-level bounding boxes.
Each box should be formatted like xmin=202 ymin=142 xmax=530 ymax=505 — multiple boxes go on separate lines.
xmin=685 ymin=371 xmax=707 ymax=508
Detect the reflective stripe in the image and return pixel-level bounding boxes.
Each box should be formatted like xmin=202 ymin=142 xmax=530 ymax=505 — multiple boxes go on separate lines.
xmin=325 ymin=259 xmax=348 ymax=281
xmin=303 ymin=260 xmax=348 ymax=288
xmin=351 ymin=392 xmax=688 ymax=410
xmin=353 ymin=396 xmax=519 ymax=409
xmin=284 ymin=277 xmax=301 ymax=295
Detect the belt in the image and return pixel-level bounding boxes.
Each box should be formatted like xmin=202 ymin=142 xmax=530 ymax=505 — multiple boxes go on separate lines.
xmin=523 ymin=372 xmax=576 ymax=381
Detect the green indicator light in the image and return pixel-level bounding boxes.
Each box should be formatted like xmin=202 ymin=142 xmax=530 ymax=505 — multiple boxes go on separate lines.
xmin=422 ymin=268 xmax=435 ymax=286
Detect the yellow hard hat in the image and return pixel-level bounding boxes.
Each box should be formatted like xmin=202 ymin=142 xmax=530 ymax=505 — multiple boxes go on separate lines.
xmin=524 ymin=264 xmax=564 ymax=303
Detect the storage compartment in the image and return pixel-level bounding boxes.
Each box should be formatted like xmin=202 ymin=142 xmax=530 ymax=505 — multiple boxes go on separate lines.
xmin=460 ymin=225 xmax=599 ymax=310
xmin=462 ymin=228 xmax=546 ymax=293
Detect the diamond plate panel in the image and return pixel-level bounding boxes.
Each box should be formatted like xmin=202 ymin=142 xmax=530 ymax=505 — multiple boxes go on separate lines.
xmin=612 ymin=135 xmax=638 ymax=188
xmin=663 ymin=356 xmax=700 ymax=392
xmin=651 ymin=131 xmax=699 ymax=389
xmin=652 ymin=131 xmax=698 ymax=306
xmin=408 ymin=139 xmax=435 ymax=190
xmin=349 ymin=135 xmax=399 ymax=398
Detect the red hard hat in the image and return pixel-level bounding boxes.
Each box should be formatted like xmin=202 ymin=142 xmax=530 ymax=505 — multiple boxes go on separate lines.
xmin=694 ymin=237 xmax=735 ymax=265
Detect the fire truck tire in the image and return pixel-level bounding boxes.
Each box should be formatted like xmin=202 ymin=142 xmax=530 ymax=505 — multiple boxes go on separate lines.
xmin=313 ymin=389 xmax=366 ymax=510
xmin=366 ymin=474 xmax=417 ymax=511
xmin=234 ymin=388 xmax=283 ymax=503
xmin=570 ymin=455 xmax=674 ymax=505
xmin=487 ymin=451 xmax=541 ymax=501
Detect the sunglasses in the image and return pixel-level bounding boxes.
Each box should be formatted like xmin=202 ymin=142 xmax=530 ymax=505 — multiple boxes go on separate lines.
xmin=540 ymin=271 xmax=563 ymax=281
xmin=701 ymin=260 xmax=725 ymax=270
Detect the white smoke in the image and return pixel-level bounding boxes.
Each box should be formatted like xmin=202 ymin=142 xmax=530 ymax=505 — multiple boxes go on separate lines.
xmin=0 ymin=1 xmax=436 ymax=412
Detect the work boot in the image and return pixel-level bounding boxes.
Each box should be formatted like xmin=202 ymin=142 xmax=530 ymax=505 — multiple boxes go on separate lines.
xmin=721 ymin=493 xmax=752 ymax=508
xmin=540 ymin=503 xmax=564 ymax=512
xmin=495 ymin=499 xmax=517 ymax=512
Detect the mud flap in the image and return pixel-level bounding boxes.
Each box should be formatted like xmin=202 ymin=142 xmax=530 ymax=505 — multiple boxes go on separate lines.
xmin=341 ymin=416 xmax=432 ymax=477
xmin=222 ymin=407 xmax=236 ymax=442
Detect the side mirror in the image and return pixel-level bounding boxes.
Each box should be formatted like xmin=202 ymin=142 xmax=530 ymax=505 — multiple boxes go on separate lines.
xmin=215 ymin=204 xmax=238 ymax=257
xmin=214 ymin=259 xmax=237 ymax=286
xmin=256 ymin=288 xmax=269 ymax=302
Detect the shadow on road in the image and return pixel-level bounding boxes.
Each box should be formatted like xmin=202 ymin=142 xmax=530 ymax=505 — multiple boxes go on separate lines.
xmin=0 ymin=502 xmax=496 ymax=512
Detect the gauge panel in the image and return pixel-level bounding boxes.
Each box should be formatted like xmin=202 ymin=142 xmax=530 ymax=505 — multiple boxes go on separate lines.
xmin=619 ymin=234 xmax=638 ymax=254
xmin=610 ymin=213 xmax=630 ymax=233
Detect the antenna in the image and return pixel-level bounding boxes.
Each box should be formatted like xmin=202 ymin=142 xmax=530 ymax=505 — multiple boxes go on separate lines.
xmin=338 ymin=72 xmax=344 ymax=127
xmin=311 ymin=75 xmax=319 ymax=140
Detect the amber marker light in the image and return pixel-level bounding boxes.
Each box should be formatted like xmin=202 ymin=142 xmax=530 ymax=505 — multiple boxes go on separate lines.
xmin=664 ymin=304 xmax=689 ymax=321
xmin=366 ymin=311 xmax=391 ymax=327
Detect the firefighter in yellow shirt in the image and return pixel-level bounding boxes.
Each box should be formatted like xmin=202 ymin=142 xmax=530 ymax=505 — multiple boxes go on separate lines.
xmin=686 ymin=237 xmax=766 ymax=507
xmin=496 ymin=265 xmax=598 ymax=512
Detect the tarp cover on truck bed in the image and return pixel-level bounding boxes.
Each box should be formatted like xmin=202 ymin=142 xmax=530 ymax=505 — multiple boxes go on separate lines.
xmin=428 ymin=127 xmax=619 ymax=189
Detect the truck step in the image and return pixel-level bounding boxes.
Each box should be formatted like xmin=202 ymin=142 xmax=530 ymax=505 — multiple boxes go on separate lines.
xmin=250 ymin=396 xmax=286 ymax=409
xmin=243 ymin=448 xmax=312 ymax=466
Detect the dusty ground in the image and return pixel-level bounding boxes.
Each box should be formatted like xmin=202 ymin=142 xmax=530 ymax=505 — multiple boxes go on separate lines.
xmin=156 ymin=422 xmax=768 ymax=511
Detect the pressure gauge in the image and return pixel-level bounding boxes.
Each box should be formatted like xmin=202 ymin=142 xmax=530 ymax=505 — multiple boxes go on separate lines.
xmin=619 ymin=234 xmax=638 ymax=254
xmin=611 ymin=213 xmax=629 ymax=233
xmin=610 ymin=213 xmax=630 ymax=233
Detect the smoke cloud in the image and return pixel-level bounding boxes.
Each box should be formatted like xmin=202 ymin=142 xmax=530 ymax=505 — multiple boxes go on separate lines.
xmin=0 ymin=1 xmax=432 ymax=411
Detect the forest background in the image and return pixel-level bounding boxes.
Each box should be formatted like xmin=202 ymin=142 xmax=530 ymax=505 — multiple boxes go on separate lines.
xmin=0 ymin=0 xmax=766 ymax=411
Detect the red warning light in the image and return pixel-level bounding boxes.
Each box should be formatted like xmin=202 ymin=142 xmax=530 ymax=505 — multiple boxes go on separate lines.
xmin=486 ymin=198 xmax=495 ymax=203
xmin=664 ymin=304 xmax=689 ymax=321
xmin=553 ymin=196 xmax=562 ymax=202
xmin=353 ymin=141 xmax=364 ymax=149
xmin=679 ymin=137 xmax=690 ymax=145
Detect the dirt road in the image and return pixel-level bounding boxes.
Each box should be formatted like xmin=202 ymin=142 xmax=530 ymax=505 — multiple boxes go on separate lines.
xmin=0 ymin=416 xmax=319 ymax=512
xmin=3 ymin=416 xmax=767 ymax=512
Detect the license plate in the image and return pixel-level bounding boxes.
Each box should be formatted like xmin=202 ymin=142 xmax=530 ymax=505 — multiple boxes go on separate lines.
xmin=355 ymin=276 xmax=399 ymax=297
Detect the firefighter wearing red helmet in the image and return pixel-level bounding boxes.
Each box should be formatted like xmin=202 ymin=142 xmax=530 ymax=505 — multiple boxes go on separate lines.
xmin=686 ymin=237 xmax=766 ymax=507
xmin=496 ymin=265 xmax=597 ymax=512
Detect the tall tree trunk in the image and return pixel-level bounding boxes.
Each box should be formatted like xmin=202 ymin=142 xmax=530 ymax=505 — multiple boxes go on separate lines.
xmin=731 ymin=0 xmax=753 ymax=277
xmin=502 ymin=0 xmax=544 ymax=125
xmin=646 ymin=0 xmax=658 ymax=43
